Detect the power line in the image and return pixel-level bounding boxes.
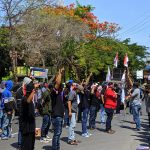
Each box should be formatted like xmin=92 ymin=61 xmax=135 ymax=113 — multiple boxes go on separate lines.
xmin=120 ymin=14 xmax=150 ymax=35
xmin=125 ymin=23 xmax=150 ymax=36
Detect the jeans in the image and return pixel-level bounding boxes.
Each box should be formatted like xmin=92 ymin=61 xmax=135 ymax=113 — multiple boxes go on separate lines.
xmin=52 ymin=117 xmax=63 ymax=150
xmin=89 ymin=106 xmax=97 ymax=129
xmin=131 ymin=104 xmax=141 ymax=129
xmin=41 ymin=114 xmax=51 ymax=137
xmin=0 ymin=109 xmax=3 ymax=129
xmin=18 ymin=130 xmax=22 ymax=147
xmin=64 ymin=107 xmax=69 ymax=126
xmin=105 ymin=108 xmax=114 ymax=131
xmin=68 ymin=113 xmax=76 ymax=142
xmin=99 ymin=104 xmax=105 ymax=123
xmin=82 ymin=108 xmax=89 ymax=134
xmin=1 ymin=113 xmax=12 ymax=138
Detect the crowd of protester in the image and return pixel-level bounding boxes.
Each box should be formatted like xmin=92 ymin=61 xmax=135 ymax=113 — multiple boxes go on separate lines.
xmin=0 ymin=69 xmax=150 ymax=150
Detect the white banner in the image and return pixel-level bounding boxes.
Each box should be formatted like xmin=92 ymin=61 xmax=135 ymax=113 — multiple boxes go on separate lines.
xmin=136 ymin=70 xmax=143 ymax=79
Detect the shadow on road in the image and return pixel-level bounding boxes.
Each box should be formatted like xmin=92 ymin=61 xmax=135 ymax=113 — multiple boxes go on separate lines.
xmin=60 ymin=137 xmax=68 ymax=143
xmin=120 ymin=125 xmax=134 ymax=130
xmin=75 ymin=130 xmax=82 ymax=136
xmin=121 ymin=114 xmax=150 ymax=148
xmin=122 ymin=120 xmax=134 ymax=124
xmin=11 ymin=142 xmax=18 ymax=149
xmin=131 ymin=120 xmax=150 ymax=148
xmin=42 ymin=145 xmax=52 ymax=150
xmin=96 ymin=128 xmax=106 ymax=133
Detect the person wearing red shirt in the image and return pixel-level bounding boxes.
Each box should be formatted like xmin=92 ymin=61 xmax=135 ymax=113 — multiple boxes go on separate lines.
xmin=104 ymin=82 xmax=117 ymax=134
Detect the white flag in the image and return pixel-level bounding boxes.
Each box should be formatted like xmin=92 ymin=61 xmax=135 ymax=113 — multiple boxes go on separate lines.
xmin=106 ymin=66 xmax=111 ymax=82
xmin=114 ymin=52 xmax=118 ymax=68
xmin=121 ymin=88 xmax=125 ymax=104
xmin=121 ymin=71 xmax=126 ymax=82
xmin=124 ymin=53 xmax=129 ymax=67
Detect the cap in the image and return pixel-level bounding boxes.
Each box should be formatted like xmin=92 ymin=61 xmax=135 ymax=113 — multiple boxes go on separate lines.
xmin=68 ymin=80 xmax=73 ymax=83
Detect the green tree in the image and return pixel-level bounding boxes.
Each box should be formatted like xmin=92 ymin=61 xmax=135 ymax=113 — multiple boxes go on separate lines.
xmin=0 ymin=27 xmax=11 ymax=81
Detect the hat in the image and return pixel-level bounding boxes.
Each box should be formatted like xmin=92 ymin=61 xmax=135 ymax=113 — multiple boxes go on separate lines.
xmin=23 ymin=77 xmax=32 ymax=85
xmin=68 ymin=80 xmax=73 ymax=84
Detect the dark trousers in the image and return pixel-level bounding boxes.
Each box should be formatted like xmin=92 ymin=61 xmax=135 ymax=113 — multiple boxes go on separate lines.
xmin=21 ymin=132 xmax=35 ymax=150
xmin=18 ymin=130 xmax=22 ymax=147
xmin=52 ymin=117 xmax=63 ymax=150
xmin=116 ymin=99 xmax=121 ymax=114
xmin=64 ymin=107 xmax=69 ymax=126
xmin=148 ymin=113 xmax=150 ymax=128
xmin=105 ymin=108 xmax=114 ymax=131
xmin=89 ymin=106 xmax=97 ymax=129
xmin=41 ymin=114 xmax=51 ymax=137
xmin=77 ymin=105 xmax=82 ymax=122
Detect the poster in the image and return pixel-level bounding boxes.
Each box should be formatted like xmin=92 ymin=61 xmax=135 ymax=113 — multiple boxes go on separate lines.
xmin=30 ymin=67 xmax=48 ymax=79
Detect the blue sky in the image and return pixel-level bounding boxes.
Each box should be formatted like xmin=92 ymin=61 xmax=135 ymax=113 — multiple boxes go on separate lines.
xmin=65 ymin=0 xmax=150 ymax=50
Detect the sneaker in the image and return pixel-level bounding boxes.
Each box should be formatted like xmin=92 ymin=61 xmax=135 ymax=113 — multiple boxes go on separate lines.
xmin=134 ymin=128 xmax=141 ymax=131
xmin=1 ymin=136 xmax=8 ymax=140
xmin=89 ymin=127 xmax=95 ymax=130
xmin=82 ymin=133 xmax=89 ymax=138
xmin=46 ymin=135 xmax=52 ymax=140
xmin=9 ymin=134 xmax=15 ymax=138
xmin=40 ymin=137 xmax=51 ymax=143
xmin=106 ymin=129 xmax=115 ymax=134
xmin=87 ymin=133 xmax=92 ymax=136
xmin=65 ymin=125 xmax=69 ymax=129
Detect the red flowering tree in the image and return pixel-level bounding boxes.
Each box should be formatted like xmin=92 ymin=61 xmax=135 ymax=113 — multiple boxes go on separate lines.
xmin=42 ymin=2 xmax=120 ymax=40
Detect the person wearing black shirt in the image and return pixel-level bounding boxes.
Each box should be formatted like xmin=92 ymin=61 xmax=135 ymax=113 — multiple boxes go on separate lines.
xmin=89 ymin=84 xmax=99 ymax=130
xmin=20 ymin=81 xmax=36 ymax=150
xmin=51 ymin=68 xmax=64 ymax=150
xmin=81 ymin=85 xmax=91 ymax=137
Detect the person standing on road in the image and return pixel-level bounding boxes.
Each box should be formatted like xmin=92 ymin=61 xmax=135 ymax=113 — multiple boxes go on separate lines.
xmin=68 ymin=82 xmax=80 ymax=145
xmin=104 ymin=82 xmax=117 ymax=134
xmin=144 ymin=84 xmax=150 ymax=128
xmin=51 ymin=68 xmax=64 ymax=150
xmin=20 ymin=81 xmax=36 ymax=150
xmin=1 ymin=80 xmax=15 ymax=139
xmin=81 ymin=85 xmax=91 ymax=137
xmin=16 ymin=77 xmax=32 ymax=150
xmin=99 ymin=84 xmax=106 ymax=125
xmin=40 ymin=84 xmax=52 ymax=143
xmin=89 ymin=84 xmax=99 ymax=130
xmin=0 ymin=81 xmax=5 ymax=134
xmin=129 ymin=82 xmax=142 ymax=131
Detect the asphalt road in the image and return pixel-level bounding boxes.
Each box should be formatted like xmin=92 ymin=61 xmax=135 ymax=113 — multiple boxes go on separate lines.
xmin=0 ymin=107 xmax=149 ymax=150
